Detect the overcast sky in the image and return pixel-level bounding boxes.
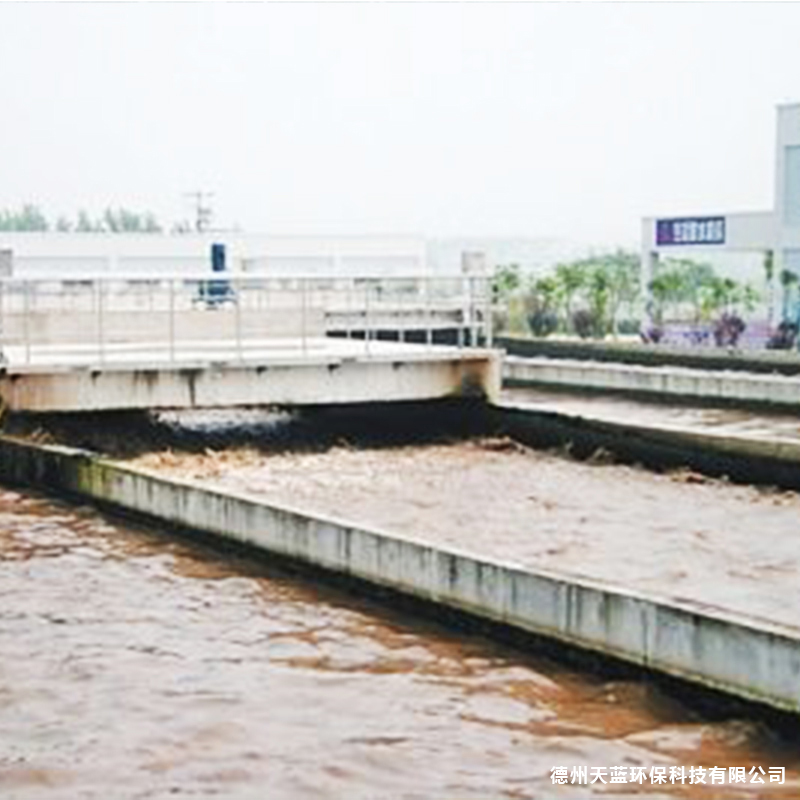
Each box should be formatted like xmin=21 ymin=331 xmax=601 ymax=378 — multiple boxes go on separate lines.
xmin=1 ymin=1 xmax=799 ymax=246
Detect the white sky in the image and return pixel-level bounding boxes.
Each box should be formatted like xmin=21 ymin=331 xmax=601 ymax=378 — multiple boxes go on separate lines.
xmin=1 ymin=1 xmax=799 ymax=246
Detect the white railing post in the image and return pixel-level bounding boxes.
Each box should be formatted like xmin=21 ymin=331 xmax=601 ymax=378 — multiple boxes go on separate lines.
xmin=426 ymin=276 xmax=433 ymax=349
xmin=364 ymin=280 xmax=371 ymax=356
xmin=399 ymin=278 xmax=407 ymax=344
xmin=470 ymin=276 xmax=478 ymax=347
xmin=97 ymin=279 xmax=105 ymax=364
xmin=168 ymin=278 xmax=176 ymax=363
xmin=23 ymin=280 xmax=31 ymax=365
xmin=301 ymin=278 xmax=308 ymax=355
xmin=235 ymin=277 xmax=243 ymax=362
xmin=483 ymin=275 xmax=493 ymax=347
xmin=457 ymin=276 xmax=465 ymax=349
xmin=345 ymin=278 xmax=353 ymax=340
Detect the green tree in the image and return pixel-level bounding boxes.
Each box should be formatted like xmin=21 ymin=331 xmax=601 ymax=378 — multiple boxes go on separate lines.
xmin=102 ymin=207 xmax=163 ymax=233
xmin=586 ymin=265 xmax=612 ymax=337
xmin=596 ymin=249 xmax=640 ymax=337
xmin=76 ymin=210 xmax=104 ymax=232
xmin=523 ymin=276 xmax=560 ymax=337
xmin=491 ymin=264 xmax=525 ymax=333
xmin=0 ymin=204 xmax=49 ymax=231
xmin=1 ymin=204 xmax=165 ymax=234
xmin=518 ymin=250 xmax=643 ymax=338
xmin=647 ymin=258 xmax=717 ymax=323
xmin=674 ymin=259 xmax=716 ymax=321
xmin=699 ymin=276 xmax=737 ymax=319
xmin=492 ymin=263 xmax=522 ymax=303
xmin=526 ymin=275 xmax=559 ymax=311
xmin=553 ymin=260 xmax=590 ymax=328
xmin=648 ymin=266 xmax=687 ymax=324
xmin=549 ymin=251 xmax=641 ymax=338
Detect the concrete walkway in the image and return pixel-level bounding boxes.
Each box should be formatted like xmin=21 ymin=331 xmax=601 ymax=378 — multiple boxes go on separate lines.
xmin=2 ymin=336 xmax=473 ymax=369
xmin=0 ymin=339 xmax=501 ymax=412
xmin=501 ymin=386 xmax=800 ymax=447
xmin=504 ymin=355 xmax=800 ymax=407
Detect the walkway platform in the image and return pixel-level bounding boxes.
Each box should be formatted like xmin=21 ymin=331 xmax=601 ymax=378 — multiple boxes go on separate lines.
xmin=497 ymin=334 xmax=800 ymax=376
xmin=501 ymin=386 xmax=800 ymax=447
xmin=498 ymin=386 xmax=800 ymax=489
xmin=504 ymin=355 xmax=800 ymax=407
xmin=0 ymin=339 xmax=501 ymax=413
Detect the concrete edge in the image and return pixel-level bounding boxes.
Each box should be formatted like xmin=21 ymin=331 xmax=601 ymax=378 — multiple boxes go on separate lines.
xmin=2 ymin=347 xmax=500 ymax=376
xmin=503 ymin=357 xmax=800 ymax=409
xmin=0 ymin=434 xmax=798 ymax=714
xmin=498 ymin=400 xmax=800 ymax=467
xmin=496 ymin=335 xmax=800 ymax=376
xmin=505 ymin=355 xmax=800 ymax=384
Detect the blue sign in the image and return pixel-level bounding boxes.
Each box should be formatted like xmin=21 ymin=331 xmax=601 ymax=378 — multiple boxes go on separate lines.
xmin=656 ymin=216 xmax=725 ymax=246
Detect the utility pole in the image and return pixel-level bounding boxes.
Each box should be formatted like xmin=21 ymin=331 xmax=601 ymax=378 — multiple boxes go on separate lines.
xmin=184 ymin=191 xmax=214 ymax=233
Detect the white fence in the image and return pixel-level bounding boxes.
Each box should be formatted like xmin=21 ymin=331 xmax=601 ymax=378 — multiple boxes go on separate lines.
xmin=0 ymin=274 xmax=492 ymax=366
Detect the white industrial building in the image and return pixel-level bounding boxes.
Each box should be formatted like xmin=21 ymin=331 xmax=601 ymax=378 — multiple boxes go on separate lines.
xmin=0 ymin=233 xmax=428 ymax=279
xmin=642 ymin=102 xmax=800 ymax=328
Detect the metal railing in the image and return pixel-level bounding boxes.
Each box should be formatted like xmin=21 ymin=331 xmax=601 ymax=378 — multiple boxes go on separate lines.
xmin=0 ymin=273 xmax=492 ymax=367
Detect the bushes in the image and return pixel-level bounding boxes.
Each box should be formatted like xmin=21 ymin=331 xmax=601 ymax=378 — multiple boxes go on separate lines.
xmin=496 ymin=250 xmax=641 ymax=340
xmin=640 ymin=325 xmax=664 ymax=344
xmin=527 ymin=308 xmax=559 ymax=337
xmin=766 ymin=321 xmax=798 ymax=350
xmin=493 ymin=253 xmax=760 ymax=344
xmin=712 ymin=313 xmax=746 ymax=348
xmin=617 ymin=318 xmax=642 ymax=335
xmin=571 ymin=309 xmax=604 ymax=339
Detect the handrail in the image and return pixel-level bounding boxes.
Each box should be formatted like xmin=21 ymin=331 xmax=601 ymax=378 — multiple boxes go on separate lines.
xmin=0 ymin=272 xmax=471 ymax=284
xmin=0 ymin=274 xmax=493 ymax=367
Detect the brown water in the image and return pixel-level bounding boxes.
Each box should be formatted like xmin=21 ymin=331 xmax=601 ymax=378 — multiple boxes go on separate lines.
xmin=1 ymin=489 xmax=799 ymax=799
xmin=133 ymin=438 xmax=800 ymax=632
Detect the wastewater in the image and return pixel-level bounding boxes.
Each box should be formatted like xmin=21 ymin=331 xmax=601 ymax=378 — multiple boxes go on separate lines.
xmin=2 ymin=407 xmax=800 ymax=798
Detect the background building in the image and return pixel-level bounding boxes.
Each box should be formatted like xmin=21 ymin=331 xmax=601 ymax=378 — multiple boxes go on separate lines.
xmin=642 ymin=103 xmax=800 ymax=328
xmin=0 ymin=233 xmax=428 ymax=279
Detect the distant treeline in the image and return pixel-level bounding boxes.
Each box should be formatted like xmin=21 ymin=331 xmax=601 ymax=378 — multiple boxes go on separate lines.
xmin=0 ymin=204 xmax=171 ymax=233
